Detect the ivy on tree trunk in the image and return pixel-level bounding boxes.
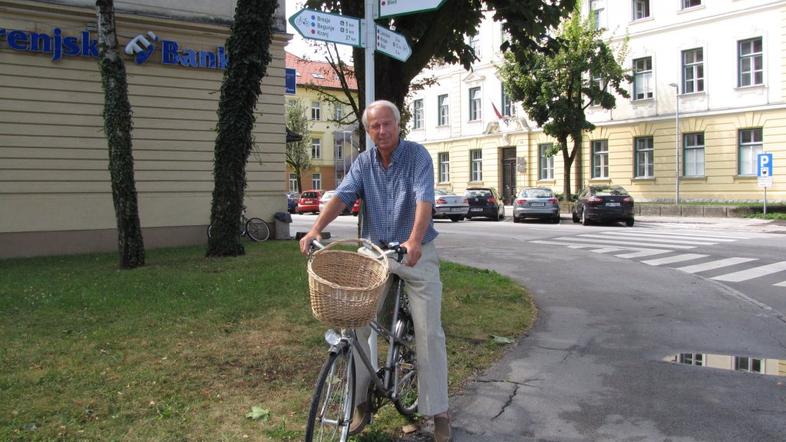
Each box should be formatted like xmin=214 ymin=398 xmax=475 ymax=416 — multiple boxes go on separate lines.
xmin=96 ymin=0 xmax=145 ymax=269
xmin=207 ymin=0 xmax=277 ymax=257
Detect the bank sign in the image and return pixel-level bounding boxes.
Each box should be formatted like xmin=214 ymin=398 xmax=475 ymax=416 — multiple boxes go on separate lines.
xmin=0 ymin=26 xmax=228 ymax=70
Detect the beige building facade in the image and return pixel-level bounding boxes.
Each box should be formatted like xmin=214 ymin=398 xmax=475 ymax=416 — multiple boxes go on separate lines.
xmin=0 ymin=0 xmax=289 ymax=258
xmin=408 ymin=0 xmax=786 ymax=204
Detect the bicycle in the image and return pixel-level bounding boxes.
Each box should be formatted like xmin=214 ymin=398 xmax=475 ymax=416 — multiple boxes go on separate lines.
xmin=206 ymin=206 xmax=270 ymax=242
xmin=305 ymin=239 xmax=418 ymax=442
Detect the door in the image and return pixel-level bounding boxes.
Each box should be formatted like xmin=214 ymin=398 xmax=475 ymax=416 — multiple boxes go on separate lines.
xmin=501 ymin=147 xmax=517 ymax=205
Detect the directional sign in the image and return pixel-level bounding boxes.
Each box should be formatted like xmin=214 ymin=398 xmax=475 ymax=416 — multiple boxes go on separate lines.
xmin=375 ymin=25 xmax=412 ymax=62
xmin=758 ymin=153 xmax=773 ymax=177
xmin=289 ymin=9 xmax=362 ymax=48
xmin=379 ymin=0 xmax=448 ymax=18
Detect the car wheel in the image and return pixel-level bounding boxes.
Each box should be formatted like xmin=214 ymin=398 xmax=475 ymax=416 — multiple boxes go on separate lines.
xmin=552 ymin=216 xmax=560 ymax=224
xmin=513 ymin=217 xmax=520 ymax=223
xmin=581 ymin=208 xmax=591 ymax=226
xmin=572 ymin=211 xmax=579 ymax=223
xmin=450 ymin=216 xmax=462 ymax=222
xmin=466 ymin=216 xmax=472 ymax=221
xmin=625 ymin=217 xmax=635 ymax=227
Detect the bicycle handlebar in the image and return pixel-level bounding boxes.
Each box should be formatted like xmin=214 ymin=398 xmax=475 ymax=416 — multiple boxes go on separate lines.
xmin=308 ymin=239 xmax=407 ymax=263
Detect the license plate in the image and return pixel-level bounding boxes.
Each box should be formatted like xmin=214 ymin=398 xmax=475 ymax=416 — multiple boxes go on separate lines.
xmin=451 ymin=207 xmax=465 ymax=212
xmin=530 ymin=202 xmax=545 ymax=207
xmin=471 ymin=207 xmax=483 ymax=212
xmin=606 ymin=202 xmax=620 ymax=207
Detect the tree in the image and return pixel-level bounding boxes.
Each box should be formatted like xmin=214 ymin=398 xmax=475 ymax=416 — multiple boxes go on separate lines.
xmin=96 ymin=0 xmax=145 ymax=269
xmin=207 ymin=0 xmax=277 ymax=257
xmin=304 ymin=0 xmax=576 ymax=131
xmin=286 ymin=99 xmax=312 ymax=193
xmin=500 ymin=5 xmax=630 ymax=197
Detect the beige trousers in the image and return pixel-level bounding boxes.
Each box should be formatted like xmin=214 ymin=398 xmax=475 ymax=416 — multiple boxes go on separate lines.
xmin=353 ymin=241 xmax=449 ymax=416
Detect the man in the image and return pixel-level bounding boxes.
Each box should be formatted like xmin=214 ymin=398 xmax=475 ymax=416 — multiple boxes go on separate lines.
xmin=298 ymin=100 xmax=451 ymax=441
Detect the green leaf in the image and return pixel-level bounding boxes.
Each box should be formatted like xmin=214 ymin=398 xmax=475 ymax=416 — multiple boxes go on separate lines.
xmin=490 ymin=335 xmax=514 ymax=345
xmin=246 ymin=406 xmax=270 ymax=421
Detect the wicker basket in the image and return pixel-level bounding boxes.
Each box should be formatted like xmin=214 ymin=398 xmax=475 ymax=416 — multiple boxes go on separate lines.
xmin=307 ymin=239 xmax=389 ymax=328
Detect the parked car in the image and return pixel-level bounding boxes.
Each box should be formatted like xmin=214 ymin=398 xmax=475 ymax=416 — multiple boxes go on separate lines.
xmin=319 ymin=190 xmax=351 ymax=215
xmin=572 ymin=185 xmax=635 ymax=226
xmin=351 ymin=198 xmax=361 ymax=216
xmin=513 ymin=187 xmax=560 ymax=223
xmin=464 ymin=187 xmax=505 ymax=221
xmin=433 ymin=189 xmax=469 ymax=222
xmin=296 ymin=190 xmax=322 ymax=214
xmin=286 ymin=192 xmax=299 ymax=214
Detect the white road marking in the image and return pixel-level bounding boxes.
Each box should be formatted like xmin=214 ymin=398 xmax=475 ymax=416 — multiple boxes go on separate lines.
xmin=774 ymin=281 xmax=786 ymax=287
xmin=619 ymin=230 xmax=755 ymax=240
xmin=530 ymin=240 xmax=596 ymax=249
xmin=642 ymin=254 xmax=709 ymax=266
xmin=557 ymin=237 xmax=696 ymax=249
xmin=676 ymin=257 xmax=758 ymax=274
xmin=615 ymin=249 xmax=672 ymax=259
xmin=591 ymin=247 xmax=626 ymax=254
xmin=598 ymin=231 xmax=734 ymax=243
xmin=711 ymin=261 xmax=786 ymax=282
xmin=579 ymin=233 xmax=716 ymax=246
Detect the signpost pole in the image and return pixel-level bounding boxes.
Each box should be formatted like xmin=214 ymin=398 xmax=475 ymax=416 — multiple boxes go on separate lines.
xmin=364 ymin=0 xmax=377 ymax=371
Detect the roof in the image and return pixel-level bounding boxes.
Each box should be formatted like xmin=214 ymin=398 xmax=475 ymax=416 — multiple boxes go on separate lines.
xmin=285 ymin=52 xmax=357 ymax=91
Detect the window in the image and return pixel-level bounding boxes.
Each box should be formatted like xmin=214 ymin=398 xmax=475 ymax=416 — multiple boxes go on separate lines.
xmin=684 ymin=132 xmax=705 ymax=177
xmin=470 ymin=149 xmax=483 ymax=181
xmin=468 ymin=34 xmax=481 ymax=60
xmin=469 ymin=87 xmax=482 ymax=121
xmin=633 ymin=0 xmax=650 ymax=20
xmin=335 ymin=169 xmax=344 ymax=184
xmin=501 ymin=89 xmax=515 ymax=117
xmin=682 ymin=48 xmax=704 ymax=93
xmin=311 ymin=101 xmax=321 ymax=120
xmin=591 ymin=3 xmax=604 ymax=30
xmin=738 ymin=128 xmax=763 ymax=175
xmin=592 ymin=140 xmax=609 ymax=178
xmin=311 ymin=173 xmax=321 ymax=190
xmin=413 ymin=99 xmax=423 ymax=129
xmin=677 ymin=353 xmax=704 ymax=366
xmin=311 ymin=138 xmax=321 ymax=159
xmin=682 ymin=0 xmax=701 ymax=8
xmin=438 ymin=152 xmax=450 ymax=183
xmin=634 ymin=136 xmax=654 ymax=178
xmin=633 ymin=57 xmax=653 ymax=100
xmin=289 ymin=173 xmax=298 ymax=192
xmin=738 ymin=37 xmax=763 ymax=87
xmin=734 ymin=356 xmax=763 ymax=373
xmin=334 ymin=142 xmax=343 ymax=160
xmin=437 ymin=94 xmax=449 ymax=126
xmin=538 ymin=143 xmax=554 ymax=180
xmin=334 ymin=103 xmax=344 ymax=121
xmin=590 ymin=73 xmax=605 ymax=106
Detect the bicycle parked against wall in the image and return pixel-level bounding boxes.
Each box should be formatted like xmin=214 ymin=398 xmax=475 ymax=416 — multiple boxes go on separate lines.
xmin=206 ymin=206 xmax=270 ymax=242
xmin=305 ymin=239 xmax=417 ymax=442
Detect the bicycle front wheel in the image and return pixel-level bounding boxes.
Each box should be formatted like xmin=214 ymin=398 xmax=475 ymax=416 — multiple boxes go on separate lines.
xmin=392 ymin=316 xmax=418 ymax=417
xmin=245 ymin=217 xmax=270 ymax=242
xmin=305 ymin=346 xmax=355 ymax=442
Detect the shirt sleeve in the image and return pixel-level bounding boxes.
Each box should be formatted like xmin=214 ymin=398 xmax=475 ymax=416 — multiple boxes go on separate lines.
xmin=335 ymin=152 xmax=365 ymax=207
xmin=412 ymin=143 xmax=435 ymax=204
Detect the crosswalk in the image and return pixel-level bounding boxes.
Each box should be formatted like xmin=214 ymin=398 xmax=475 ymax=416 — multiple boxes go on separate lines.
xmin=531 ymin=229 xmax=786 ymax=288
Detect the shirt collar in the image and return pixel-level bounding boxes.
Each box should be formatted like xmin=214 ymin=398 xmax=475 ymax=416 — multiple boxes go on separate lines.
xmin=373 ymin=138 xmax=405 ymax=167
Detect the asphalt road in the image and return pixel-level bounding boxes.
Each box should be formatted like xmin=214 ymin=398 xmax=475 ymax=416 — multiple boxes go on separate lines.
xmin=291 ymin=213 xmax=786 ymax=441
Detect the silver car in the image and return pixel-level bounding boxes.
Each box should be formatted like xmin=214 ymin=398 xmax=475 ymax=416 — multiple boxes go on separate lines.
xmin=513 ymin=187 xmax=560 ymax=223
xmin=433 ymin=189 xmax=469 ymax=222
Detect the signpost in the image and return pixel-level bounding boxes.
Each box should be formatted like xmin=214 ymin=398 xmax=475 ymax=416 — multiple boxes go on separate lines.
xmin=379 ymin=0 xmax=448 ymax=18
xmin=289 ymin=9 xmax=362 ymax=47
xmin=375 ymin=25 xmax=412 ymax=62
xmin=757 ymin=153 xmax=774 ymax=214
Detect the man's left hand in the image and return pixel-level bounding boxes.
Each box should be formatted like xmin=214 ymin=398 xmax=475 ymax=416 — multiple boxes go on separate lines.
xmin=401 ymin=240 xmax=422 ymax=267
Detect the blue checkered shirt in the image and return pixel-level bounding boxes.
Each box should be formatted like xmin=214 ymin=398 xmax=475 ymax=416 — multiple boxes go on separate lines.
xmin=335 ymin=139 xmax=438 ymax=245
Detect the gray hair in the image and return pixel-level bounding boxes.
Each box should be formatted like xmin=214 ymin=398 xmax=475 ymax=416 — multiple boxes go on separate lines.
xmin=361 ymin=100 xmax=401 ymax=128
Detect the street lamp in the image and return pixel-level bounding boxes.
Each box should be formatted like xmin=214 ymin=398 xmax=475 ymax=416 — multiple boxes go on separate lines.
xmin=669 ymin=82 xmax=680 ymax=206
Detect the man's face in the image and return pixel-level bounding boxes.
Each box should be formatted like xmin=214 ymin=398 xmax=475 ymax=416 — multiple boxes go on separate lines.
xmin=366 ymin=106 xmax=400 ymax=153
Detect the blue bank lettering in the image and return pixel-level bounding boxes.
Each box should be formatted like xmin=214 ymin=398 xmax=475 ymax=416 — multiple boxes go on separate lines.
xmin=8 ymin=30 xmax=27 ymax=50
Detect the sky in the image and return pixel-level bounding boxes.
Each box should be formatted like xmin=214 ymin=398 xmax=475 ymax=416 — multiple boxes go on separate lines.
xmin=284 ymin=0 xmax=354 ymax=61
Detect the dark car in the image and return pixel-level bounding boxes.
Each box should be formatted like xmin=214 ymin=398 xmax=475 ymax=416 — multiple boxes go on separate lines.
xmin=572 ymin=185 xmax=635 ymax=226
xmin=286 ymin=192 xmax=299 ymax=214
xmin=513 ymin=187 xmax=560 ymax=223
xmin=464 ymin=187 xmax=505 ymax=221
xmin=296 ymin=190 xmax=322 ymax=214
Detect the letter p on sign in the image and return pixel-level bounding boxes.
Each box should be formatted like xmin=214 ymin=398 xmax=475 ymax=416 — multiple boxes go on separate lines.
xmin=757 ymin=153 xmax=773 ymax=177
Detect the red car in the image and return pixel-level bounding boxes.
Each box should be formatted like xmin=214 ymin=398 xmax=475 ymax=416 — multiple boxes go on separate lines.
xmin=296 ymin=190 xmax=322 ymax=214
xmin=351 ymin=198 xmax=361 ymax=216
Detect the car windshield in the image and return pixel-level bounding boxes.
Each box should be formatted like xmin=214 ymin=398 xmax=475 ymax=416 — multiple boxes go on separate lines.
xmin=521 ymin=189 xmax=553 ymax=198
xmin=593 ymin=186 xmax=629 ymax=196
xmin=466 ymin=190 xmax=492 ymax=198
xmin=302 ymin=191 xmax=319 ymax=198
xmin=435 ymin=189 xmax=449 ymax=195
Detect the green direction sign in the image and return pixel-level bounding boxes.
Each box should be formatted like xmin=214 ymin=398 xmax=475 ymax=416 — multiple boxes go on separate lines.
xmin=289 ymin=9 xmax=362 ymax=47
xmin=378 ymin=0 xmax=448 ymax=18
xmin=375 ymin=25 xmax=411 ymax=62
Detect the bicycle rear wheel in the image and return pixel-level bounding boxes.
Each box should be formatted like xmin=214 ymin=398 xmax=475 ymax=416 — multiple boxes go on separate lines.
xmin=391 ymin=316 xmax=418 ymax=416
xmin=305 ymin=346 xmax=355 ymax=442
xmin=245 ymin=217 xmax=270 ymax=241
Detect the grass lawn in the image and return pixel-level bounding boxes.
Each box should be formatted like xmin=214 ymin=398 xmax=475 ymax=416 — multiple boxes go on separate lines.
xmin=0 ymin=241 xmax=534 ymax=441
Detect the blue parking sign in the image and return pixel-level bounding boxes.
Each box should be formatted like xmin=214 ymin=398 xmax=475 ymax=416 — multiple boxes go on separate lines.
xmin=757 ymin=153 xmax=773 ymax=177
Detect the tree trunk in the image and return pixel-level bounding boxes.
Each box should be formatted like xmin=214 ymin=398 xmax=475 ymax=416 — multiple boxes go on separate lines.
xmin=560 ymin=138 xmax=572 ymax=199
xmin=96 ymin=0 xmax=145 ymax=269
xmin=572 ymin=134 xmax=583 ymax=196
xmin=207 ymin=0 xmax=277 ymax=257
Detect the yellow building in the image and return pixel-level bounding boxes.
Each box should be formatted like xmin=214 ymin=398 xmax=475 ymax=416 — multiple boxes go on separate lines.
xmin=0 ymin=0 xmax=289 ymax=258
xmin=285 ymin=52 xmax=359 ymax=193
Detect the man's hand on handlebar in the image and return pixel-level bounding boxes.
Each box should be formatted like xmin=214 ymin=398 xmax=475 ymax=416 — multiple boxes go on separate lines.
xmin=400 ymin=239 xmax=421 ymax=267
xmin=299 ymin=230 xmax=322 ymax=255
